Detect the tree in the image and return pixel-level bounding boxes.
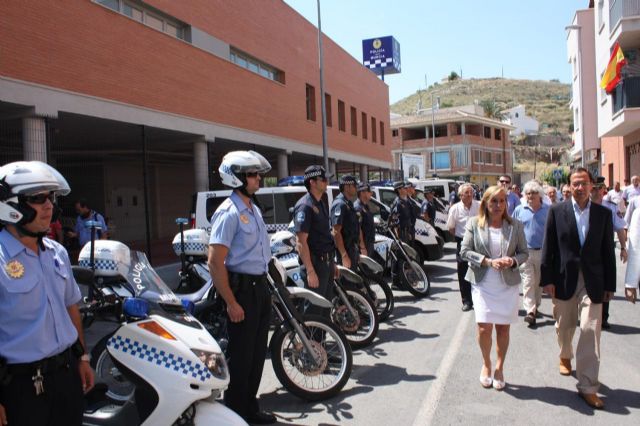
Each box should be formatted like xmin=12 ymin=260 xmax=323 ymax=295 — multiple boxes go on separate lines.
xmin=479 ymin=99 xmax=506 ymax=121
xmin=448 ymin=71 xmax=460 ymax=81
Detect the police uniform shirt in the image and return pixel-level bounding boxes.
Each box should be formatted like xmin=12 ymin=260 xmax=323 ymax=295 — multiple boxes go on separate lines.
xmin=330 ymin=193 xmax=359 ymax=247
xmin=354 ymin=199 xmax=375 ymax=246
xmin=0 ymin=229 xmax=81 ymax=364
xmin=293 ymin=192 xmax=334 ymax=254
xmin=421 ymin=199 xmax=436 ymax=221
xmin=604 ymin=200 xmax=627 ymax=232
xmin=209 ymin=191 xmax=270 ymax=275
xmin=390 ymin=196 xmax=414 ymax=228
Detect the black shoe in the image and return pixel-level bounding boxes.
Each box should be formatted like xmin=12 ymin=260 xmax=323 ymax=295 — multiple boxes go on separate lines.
xmin=602 ymin=321 xmax=611 ymax=330
xmin=524 ymin=312 xmax=536 ymax=327
xmin=245 ymin=411 xmax=277 ymax=425
xmin=461 ymin=303 xmax=473 ymax=312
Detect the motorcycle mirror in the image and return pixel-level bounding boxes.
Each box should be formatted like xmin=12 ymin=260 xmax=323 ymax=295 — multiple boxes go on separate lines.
xmin=72 ymin=266 xmax=94 ymax=286
xmin=336 ymin=265 xmax=363 ymax=284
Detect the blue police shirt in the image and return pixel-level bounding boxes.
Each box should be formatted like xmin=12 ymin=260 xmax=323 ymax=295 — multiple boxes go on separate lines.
xmin=0 ymin=229 xmax=81 ymax=363
xmin=512 ymin=203 xmax=550 ymax=249
xmin=209 ymin=192 xmax=270 ymax=275
xmin=330 ymin=193 xmax=359 ymax=247
xmin=354 ymin=199 xmax=375 ymax=248
xmin=75 ymin=210 xmax=108 ymax=247
xmin=293 ymin=192 xmax=335 ymax=254
xmin=604 ymin=200 xmax=626 ymax=232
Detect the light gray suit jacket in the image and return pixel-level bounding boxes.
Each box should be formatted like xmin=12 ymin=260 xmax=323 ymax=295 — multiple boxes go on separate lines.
xmin=460 ymin=217 xmax=529 ymax=286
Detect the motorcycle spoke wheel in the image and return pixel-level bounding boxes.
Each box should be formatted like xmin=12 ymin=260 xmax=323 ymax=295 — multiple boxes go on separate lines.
xmin=332 ymin=290 xmax=379 ymax=349
xmin=401 ymin=260 xmax=431 ymax=298
xmin=365 ymin=276 xmax=394 ymax=321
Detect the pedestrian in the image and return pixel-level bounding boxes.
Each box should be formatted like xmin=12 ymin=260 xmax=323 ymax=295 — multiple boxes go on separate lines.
xmin=624 ymin=196 xmax=640 ymax=304
xmin=512 ymin=181 xmax=550 ymax=327
xmin=606 ymin=181 xmax=626 ymax=215
xmin=622 ymin=175 xmax=640 ymax=203
xmin=545 ymin=185 xmax=558 ymax=204
xmin=510 ymin=184 xmax=521 ymax=198
xmin=294 ymin=165 xmax=336 ymax=317
xmin=561 ymin=184 xmax=571 ymax=202
xmin=354 ymin=183 xmax=375 ymax=258
xmin=591 ymin=177 xmax=627 ymax=330
xmin=207 ymin=150 xmax=276 ymax=424
xmin=460 ymin=185 xmax=529 ymax=391
xmin=0 ymin=161 xmax=94 ymax=426
xmin=541 ymin=167 xmax=619 ymax=409
xmin=390 ymin=181 xmax=416 ymax=242
xmin=449 ymin=183 xmax=460 ymax=205
xmin=420 ymin=188 xmax=436 ymax=227
xmin=446 ymin=183 xmax=480 ymax=312
xmin=47 ymin=218 xmax=64 ymax=244
xmin=67 ymin=199 xmax=108 ymax=247
xmin=330 ymin=175 xmax=363 ymax=270
xmin=498 ymin=175 xmax=520 ymax=215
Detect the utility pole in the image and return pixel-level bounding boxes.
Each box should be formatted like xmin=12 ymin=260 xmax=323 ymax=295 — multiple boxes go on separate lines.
xmin=317 ymin=0 xmax=329 ymax=172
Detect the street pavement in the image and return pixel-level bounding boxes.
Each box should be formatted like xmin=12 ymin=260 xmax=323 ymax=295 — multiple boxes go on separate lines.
xmin=85 ymin=243 xmax=640 ymax=425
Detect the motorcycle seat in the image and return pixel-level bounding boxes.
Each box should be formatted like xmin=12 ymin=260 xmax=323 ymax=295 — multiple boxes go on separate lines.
xmin=179 ymin=281 xmax=213 ymax=303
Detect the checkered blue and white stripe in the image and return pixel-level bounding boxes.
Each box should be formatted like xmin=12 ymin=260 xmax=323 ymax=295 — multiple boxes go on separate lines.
xmin=79 ymin=259 xmax=118 ymax=271
xmin=363 ymin=57 xmax=394 ymax=69
xmin=172 ymin=242 xmax=208 ymax=254
xmin=266 ymin=223 xmax=290 ymax=233
xmin=277 ymin=253 xmax=299 ymax=262
xmin=108 ymin=335 xmax=212 ymax=382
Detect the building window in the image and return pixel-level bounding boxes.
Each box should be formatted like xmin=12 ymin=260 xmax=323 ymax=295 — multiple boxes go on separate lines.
xmin=455 ymin=124 xmax=462 ymax=135
xmin=484 ymin=151 xmax=492 ymax=164
xmin=430 ymin=151 xmax=451 ymax=169
xmin=392 ymin=129 xmax=399 ymax=137
xmin=574 ymin=107 xmax=579 ymax=131
xmin=483 ymin=126 xmax=491 ymax=138
xmin=598 ymin=0 xmax=603 ymax=29
xmin=473 ymin=149 xmax=483 ymax=164
xmin=122 ymin=3 xmax=143 ymax=21
xmin=325 ymin=94 xmax=332 ymax=127
xmin=350 ymin=106 xmax=357 ymax=136
xmin=338 ymin=100 xmax=346 ymax=132
xmin=362 ymin=112 xmax=368 ymax=139
xmin=495 ymin=152 xmax=503 ymax=166
xmin=454 ymin=146 xmax=468 ymax=167
xmin=495 ymin=129 xmax=502 ymax=140
xmin=371 ymin=117 xmax=377 ymax=142
xmin=380 ymin=122 xmax=385 ymax=145
xmin=306 ymin=84 xmax=316 ymax=121
xmin=230 ymin=48 xmax=284 ymax=83
xmin=95 ymin=0 xmax=187 ymax=40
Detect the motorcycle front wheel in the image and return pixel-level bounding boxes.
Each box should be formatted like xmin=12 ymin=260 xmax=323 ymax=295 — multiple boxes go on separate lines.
xmin=91 ymin=333 xmax=136 ymax=402
xmin=401 ymin=260 xmax=431 ymax=298
xmin=363 ymin=274 xmax=394 ymax=321
xmin=332 ymin=288 xmax=379 ymax=349
xmin=270 ymin=315 xmax=352 ymax=401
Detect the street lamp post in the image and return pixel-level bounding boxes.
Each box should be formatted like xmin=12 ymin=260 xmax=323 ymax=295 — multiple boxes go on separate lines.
xmin=565 ymin=24 xmax=585 ymax=168
xmin=431 ymin=92 xmax=440 ymax=177
xmin=317 ymin=0 xmax=329 ymax=172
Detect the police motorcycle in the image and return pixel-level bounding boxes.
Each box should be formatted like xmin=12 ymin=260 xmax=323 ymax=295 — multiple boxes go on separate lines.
xmin=74 ymin=242 xmax=246 ymax=426
xmin=171 ymin=217 xmax=211 ymax=293
xmin=270 ymin=230 xmax=380 ymax=349
xmin=372 ymin=203 xmax=431 ymax=299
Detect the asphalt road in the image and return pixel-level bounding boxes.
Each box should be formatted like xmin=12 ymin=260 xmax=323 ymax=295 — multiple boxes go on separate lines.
xmin=85 ymin=244 xmax=640 ymax=425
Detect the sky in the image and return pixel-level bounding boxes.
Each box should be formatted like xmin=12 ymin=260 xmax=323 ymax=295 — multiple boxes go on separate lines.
xmin=283 ymin=0 xmax=588 ymax=104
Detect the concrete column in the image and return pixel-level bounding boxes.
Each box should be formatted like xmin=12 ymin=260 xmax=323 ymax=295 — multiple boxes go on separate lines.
xmin=277 ymin=152 xmax=289 ymax=179
xmin=359 ymin=164 xmax=368 ymax=182
xmin=329 ymin=159 xmax=337 ymax=178
xmin=22 ymin=117 xmax=47 ymax=162
xmin=193 ymin=138 xmax=209 ymax=192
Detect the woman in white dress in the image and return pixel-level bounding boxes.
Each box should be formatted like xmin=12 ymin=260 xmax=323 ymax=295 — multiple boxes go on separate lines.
xmin=624 ymin=197 xmax=640 ymax=302
xmin=460 ymin=185 xmax=529 ymax=390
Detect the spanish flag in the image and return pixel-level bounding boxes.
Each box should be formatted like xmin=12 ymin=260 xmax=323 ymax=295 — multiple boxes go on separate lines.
xmin=600 ymin=43 xmax=627 ymax=94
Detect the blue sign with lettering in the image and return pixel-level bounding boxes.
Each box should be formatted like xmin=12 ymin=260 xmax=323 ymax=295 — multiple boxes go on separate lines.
xmin=362 ymin=36 xmax=401 ymax=76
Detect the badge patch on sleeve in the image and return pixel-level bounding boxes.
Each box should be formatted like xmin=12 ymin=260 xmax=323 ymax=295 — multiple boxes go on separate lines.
xmin=296 ymin=211 xmax=305 ymax=223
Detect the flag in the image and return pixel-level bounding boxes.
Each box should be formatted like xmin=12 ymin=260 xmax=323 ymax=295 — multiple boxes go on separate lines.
xmin=600 ymin=43 xmax=627 ymax=94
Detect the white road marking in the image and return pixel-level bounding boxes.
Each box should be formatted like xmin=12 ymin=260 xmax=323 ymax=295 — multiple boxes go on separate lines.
xmin=412 ymin=311 xmax=472 ymax=426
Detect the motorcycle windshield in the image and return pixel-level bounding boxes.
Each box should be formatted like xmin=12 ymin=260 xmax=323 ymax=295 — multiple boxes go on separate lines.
xmin=124 ymin=251 xmax=182 ymax=306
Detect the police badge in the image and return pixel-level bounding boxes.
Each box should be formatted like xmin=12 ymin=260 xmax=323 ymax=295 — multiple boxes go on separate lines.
xmin=5 ymin=260 xmax=25 ymax=279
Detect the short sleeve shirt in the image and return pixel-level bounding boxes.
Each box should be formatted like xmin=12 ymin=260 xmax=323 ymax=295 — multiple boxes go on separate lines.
xmin=0 ymin=230 xmax=81 ymax=363
xmin=293 ymin=192 xmax=335 ymax=253
xmin=75 ymin=211 xmax=108 ymax=247
xmin=390 ymin=196 xmax=414 ymax=228
xmin=354 ymin=199 xmax=375 ymax=247
xmin=330 ymin=193 xmax=359 ymax=247
xmin=446 ymin=200 xmax=480 ymax=238
xmin=208 ymin=192 xmax=270 ymax=275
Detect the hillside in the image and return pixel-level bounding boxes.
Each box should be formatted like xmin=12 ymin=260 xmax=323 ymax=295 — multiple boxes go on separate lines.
xmin=391 ymin=78 xmax=572 ymax=135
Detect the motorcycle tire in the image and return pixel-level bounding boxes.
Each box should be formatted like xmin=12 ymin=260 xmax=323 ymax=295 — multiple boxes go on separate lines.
xmin=401 ymin=260 xmax=431 ymax=298
xmin=332 ymin=288 xmax=379 ymax=349
xmin=270 ymin=314 xmax=352 ymax=401
xmin=363 ymin=274 xmax=394 ymax=321
xmin=91 ymin=333 xmax=136 ymax=402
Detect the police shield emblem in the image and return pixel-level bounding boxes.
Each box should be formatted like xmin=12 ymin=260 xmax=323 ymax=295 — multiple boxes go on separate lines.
xmin=5 ymin=260 xmax=25 ymax=279
xmin=296 ymin=211 xmax=305 ymax=224
xmin=239 ymin=214 xmax=250 ymax=224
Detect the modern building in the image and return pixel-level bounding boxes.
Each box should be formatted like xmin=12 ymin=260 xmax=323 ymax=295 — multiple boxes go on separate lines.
xmin=0 ymin=0 xmax=392 ymax=262
xmin=390 ymin=105 xmax=515 ymax=188
xmin=501 ymin=105 xmax=539 ymax=138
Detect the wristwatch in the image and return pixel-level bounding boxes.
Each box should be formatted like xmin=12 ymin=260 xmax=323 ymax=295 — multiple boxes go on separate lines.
xmin=80 ymin=354 xmax=91 ymax=363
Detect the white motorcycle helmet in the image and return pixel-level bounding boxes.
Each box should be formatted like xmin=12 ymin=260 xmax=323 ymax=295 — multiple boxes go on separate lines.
xmin=0 ymin=161 xmax=70 ymax=226
xmin=218 ymin=150 xmax=271 ymax=189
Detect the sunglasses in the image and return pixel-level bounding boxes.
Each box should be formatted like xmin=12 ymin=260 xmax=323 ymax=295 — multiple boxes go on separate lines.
xmin=245 ymin=172 xmax=260 ymax=178
xmin=499 ymin=180 xmax=510 ymax=184
xmin=21 ymin=192 xmax=55 ymax=205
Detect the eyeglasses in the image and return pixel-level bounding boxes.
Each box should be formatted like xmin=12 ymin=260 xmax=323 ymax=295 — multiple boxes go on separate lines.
xmin=21 ymin=192 xmax=55 ymax=205
xmin=245 ymin=172 xmax=260 ymax=178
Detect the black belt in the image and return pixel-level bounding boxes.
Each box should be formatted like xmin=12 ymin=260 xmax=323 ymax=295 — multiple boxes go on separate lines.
xmin=228 ymin=272 xmax=267 ymax=291
xmin=529 ymin=247 xmax=541 ymax=250
xmin=7 ymin=347 xmax=75 ymax=376
xmin=312 ymin=251 xmax=334 ymax=262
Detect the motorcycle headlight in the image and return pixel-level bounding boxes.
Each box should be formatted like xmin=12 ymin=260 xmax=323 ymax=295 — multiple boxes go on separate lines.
xmin=192 ymin=349 xmax=228 ymax=380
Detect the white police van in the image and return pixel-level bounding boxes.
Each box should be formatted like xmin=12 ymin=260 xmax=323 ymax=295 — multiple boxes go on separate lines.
xmin=191 ymin=184 xmax=444 ymax=262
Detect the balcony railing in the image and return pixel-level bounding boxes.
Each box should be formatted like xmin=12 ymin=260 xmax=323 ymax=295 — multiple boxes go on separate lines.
xmin=612 ymin=76 xmax=640 ymax=114
xmin=610 ymin=0 xmax=640 ymax=32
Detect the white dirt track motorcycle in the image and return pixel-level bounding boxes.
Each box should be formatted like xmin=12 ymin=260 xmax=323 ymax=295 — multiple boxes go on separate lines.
xmin=76 ymin=242 xmax=246 ymax=426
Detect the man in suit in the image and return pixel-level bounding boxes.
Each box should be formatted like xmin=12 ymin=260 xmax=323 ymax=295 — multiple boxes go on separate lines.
xmin=541 ymin=168 xmax=616 ymax=409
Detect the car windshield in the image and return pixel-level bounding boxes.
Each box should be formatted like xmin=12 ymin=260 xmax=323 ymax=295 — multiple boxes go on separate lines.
xmin=125 ymin=251 xmax=182 ymax=306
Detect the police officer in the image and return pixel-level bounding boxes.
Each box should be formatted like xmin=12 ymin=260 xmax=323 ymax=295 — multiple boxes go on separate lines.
xmin=0 ymin=161 xmax=94 ymax=426
xmin=420 ymin=187 xmax=437 ymax=227
xmin=294 ymin=166 xmax=336 ymax=315
xmin=389 ymin=180 xmax=416 ymax=241
xmin=405 ymin=181 xmax=421 ymax=228
xmin=354 ymin=183 xmax=375 ymax=258
xmin=207 ymin=150 xmax=276 ymax=424
xmin=591 ymin=176 xmax=628 ymax=330
xmin=330 ymin=175 xmax=363 ymax=270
